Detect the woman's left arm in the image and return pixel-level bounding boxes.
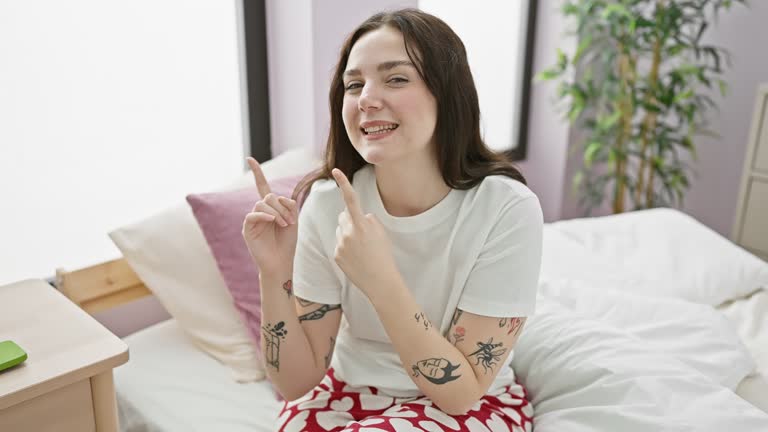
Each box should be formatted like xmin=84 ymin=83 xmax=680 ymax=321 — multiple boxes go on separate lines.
xmin=330 ymin=169 xmax=533 ymax=415
xmin=366 ymin=276 xmax=526 ymax=416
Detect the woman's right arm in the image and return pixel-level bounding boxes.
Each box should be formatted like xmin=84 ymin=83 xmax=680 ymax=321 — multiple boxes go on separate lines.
xmin=259 ymin=266 xmax=342 ymax=401
xmin=242 ymin=157 xmax=341 ymax=400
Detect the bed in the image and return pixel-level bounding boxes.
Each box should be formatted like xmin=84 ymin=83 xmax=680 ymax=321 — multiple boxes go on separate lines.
xmin=55 ymin=149 xmax=768 ymax=431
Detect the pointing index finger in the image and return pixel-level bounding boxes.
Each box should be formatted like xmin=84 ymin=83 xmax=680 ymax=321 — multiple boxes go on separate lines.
xmin=332 ymin=168 xmax=364 ymax=222
xmin=247 ymin=157 xmax=271 ymax=198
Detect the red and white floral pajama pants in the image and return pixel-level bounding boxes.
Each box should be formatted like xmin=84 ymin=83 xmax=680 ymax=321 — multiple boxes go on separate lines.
xmin=275 ymin=367 xmax=534 ymax=432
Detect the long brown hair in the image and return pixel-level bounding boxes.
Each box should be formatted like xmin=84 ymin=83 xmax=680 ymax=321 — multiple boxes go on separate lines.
xmin=292 ymin=8 xmax=526 ymax=205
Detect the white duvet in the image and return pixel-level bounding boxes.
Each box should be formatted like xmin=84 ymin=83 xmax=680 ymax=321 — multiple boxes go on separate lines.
xmin=512 ymin=208 xmax=768 ymax=431
xmin=514 ymin=287 xmax=767 ymax=431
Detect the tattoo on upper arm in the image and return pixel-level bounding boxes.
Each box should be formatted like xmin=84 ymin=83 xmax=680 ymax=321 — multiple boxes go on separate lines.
xmin=451 ymin=309 xmax=463 ymax=326
xmin=468 ymin=338 xmax=507 ymax=374
xmin=282 ymin=280 xmax=293 ymax=298
xmin=324 ymin=337 xmax=336 ymax=369
xmin=499 ymin=317 xmax=524 ymax=337
xmin=299 ymin=304 xmax=341 ymax=322
xmin=296 ymin=296 xmax=316 ymax=308
xmin=414 ymin=312 xmax=432 ymax=331
xmin=262 ymin=321 xmax=288 ymax=371
xmin=411 ymin=358 xmax=461 ymax=384
xmin=448 ymin=308 xmax=465 ymax=345
xmin=451 ymin=326 xmax=466 ymax=345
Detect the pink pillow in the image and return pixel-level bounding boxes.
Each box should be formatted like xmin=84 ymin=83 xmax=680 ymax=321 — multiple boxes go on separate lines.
xmin=186 ymin=175 xmax=304 ymax=371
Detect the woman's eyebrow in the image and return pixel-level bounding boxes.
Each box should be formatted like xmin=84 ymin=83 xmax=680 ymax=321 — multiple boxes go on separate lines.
xmin=343 ymin=60 xmax=415 ymax=78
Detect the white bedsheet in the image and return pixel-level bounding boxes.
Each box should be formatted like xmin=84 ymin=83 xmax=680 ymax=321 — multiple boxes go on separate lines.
xmin=718 ymin=288 xmax=768 ymax=375
xmin=718 ymin=288 xmax=768 ymax=412
xmin=115 ymin=319 xmax=281 ymax=432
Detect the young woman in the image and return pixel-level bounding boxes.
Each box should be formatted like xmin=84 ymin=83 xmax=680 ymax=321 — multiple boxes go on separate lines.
xmin=243 ymin=8 xmax=542 ymax=432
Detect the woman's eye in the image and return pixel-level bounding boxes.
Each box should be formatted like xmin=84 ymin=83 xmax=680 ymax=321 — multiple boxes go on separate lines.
xmin=345 ymin=83 xmax=362 ymax=91
xmin=389 ymin=77 xmax=408 ymax=84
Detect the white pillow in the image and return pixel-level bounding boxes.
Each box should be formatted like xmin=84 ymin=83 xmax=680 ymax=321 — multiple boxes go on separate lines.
xmin=109 ymin=148 xmax=321 ymax=382
xmin=541 ymin=207 xmax=768 ymax=306
xmin=512 ymin=300 xmax=768 ymax=432
xmin=538 ymin=278 xmax=756 ymax=389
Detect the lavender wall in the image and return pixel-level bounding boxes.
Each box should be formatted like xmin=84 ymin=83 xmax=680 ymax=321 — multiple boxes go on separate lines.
xmin=682 ymin=2 xmax=768 ymax=237
xmin=543 ymin=2 xmax=768 ymax=234
xmin=266 ymin=0 xmax=416 ymax=158
xmin=516 ymin=2 xmax=575 ymax=222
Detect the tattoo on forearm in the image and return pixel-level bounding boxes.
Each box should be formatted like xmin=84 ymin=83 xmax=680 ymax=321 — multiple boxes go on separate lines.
xmin=296 ymin=296 xmax=316 ymax=308
xmin=451 ymin=326 xmax=466 ymax=345
xmin=414 ymin=312 xmax=432 ymax=331
xmin=324 ymin=337 xmax=336 ymax=369
xmin=499 ymin=317 xmax=524 ymax=337
xmin=299 ymin=304 xmax=341 ymax=322
xmin=468 ymin=338 xmax=507 ymax=374
xmin=262 ymin=321 xmax=288 ymax=371
xmin=412 ymin=358 xmax=461 ymax=384
xmin=282 ymin=280 xmax=293 ymax=298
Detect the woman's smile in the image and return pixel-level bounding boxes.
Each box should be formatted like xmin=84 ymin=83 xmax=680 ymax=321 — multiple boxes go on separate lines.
xmin=363 ymin=125 xmax=398 ymax=140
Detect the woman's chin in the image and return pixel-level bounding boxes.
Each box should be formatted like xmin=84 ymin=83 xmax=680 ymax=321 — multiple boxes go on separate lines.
xmin=358 ymin=147 xmax=389 ymax=165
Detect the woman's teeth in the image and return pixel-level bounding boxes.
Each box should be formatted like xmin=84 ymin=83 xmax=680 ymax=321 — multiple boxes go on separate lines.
xmin=363 ymin=124 xmax=398 ymax=135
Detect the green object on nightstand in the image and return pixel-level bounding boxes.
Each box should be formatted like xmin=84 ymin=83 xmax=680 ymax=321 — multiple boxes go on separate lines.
xmin=0 ymin=340 xmax=28 ymax=371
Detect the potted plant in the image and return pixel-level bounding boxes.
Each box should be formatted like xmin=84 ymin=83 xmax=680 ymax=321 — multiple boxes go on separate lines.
xmin=537 ymin=0 xmax=746 ymax=215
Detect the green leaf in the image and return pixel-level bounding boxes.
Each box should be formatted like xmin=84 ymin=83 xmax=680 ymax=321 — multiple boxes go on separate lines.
xmin=718 ymin=79 xmax=728 ymax=97
xmin=562 ymin=2 xmax=579 ymax=15
xmin=557 ymin=48 xmax=569 ymax=70
xmin=607 ymin=147 xmax=617 ymax=170
xmin=673 ymin=89 xmax=694 ymax=103
xmin=535 ymin=69 xmax=562 ymax=82
xmin=572 ymin=171 xmax=584 ymax=193
xmin=574 ymin=34 xmax=593 ymax=64
xmin=568 ymin=102 xmax=585 ymax=122
xmin=601 ymin=3 xmax=632 ymax=21
xmin=584 ymin=141 xmax=602 ymax=168
xmin=597 ymin=111 xmax=621 ymax=130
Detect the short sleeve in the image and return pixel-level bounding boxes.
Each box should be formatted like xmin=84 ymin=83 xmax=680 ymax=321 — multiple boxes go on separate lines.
xmin=457 ymin=196 xmax=543 ymax=317
xmin=292 ymin=185 xmax=342 ymax=305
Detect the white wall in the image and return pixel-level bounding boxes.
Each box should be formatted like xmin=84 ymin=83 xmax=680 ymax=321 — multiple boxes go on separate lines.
xmin=0 ymin=0 xmax=246 ymax=285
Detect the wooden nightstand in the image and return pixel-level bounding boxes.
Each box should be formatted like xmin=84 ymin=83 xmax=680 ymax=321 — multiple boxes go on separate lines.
xmin=0 ymin=279 xmax=128 ymax=431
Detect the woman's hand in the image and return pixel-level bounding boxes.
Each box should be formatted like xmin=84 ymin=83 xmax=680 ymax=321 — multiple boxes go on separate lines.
xmin=242 ymin=157 xmax=299 ymax=275
xmin=332 ymin=168 xmax=400 ymax=300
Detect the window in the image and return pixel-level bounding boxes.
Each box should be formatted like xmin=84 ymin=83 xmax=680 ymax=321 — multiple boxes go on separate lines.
xmin=0 ymin=1 xmax=262 ymax=284
xmin=419 ymin=0 xmax=537 ymax=160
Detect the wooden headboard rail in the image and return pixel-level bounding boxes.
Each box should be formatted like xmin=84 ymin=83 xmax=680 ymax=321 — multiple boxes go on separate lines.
xmin=56 ymin=258 xmax=151 ymax=314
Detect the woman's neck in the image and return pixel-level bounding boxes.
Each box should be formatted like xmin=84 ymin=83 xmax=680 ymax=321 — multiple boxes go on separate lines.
xmin=373 ymin=156 xmax=451 ymax=217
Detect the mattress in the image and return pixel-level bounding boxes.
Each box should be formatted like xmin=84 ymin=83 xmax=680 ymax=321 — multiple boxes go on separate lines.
xmin=115 ymin=319 xmax=281 ymax=432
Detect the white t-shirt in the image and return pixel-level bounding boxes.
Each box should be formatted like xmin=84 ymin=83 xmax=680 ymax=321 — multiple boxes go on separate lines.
xmin=293 ymin=164 xmax=543 ymax=397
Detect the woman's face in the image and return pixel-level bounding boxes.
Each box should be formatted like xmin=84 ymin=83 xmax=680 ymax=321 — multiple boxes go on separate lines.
xmin=341 ymin=26 xmax=438 ymax=166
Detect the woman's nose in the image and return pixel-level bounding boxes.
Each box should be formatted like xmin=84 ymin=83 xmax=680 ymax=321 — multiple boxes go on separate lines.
xmin=358 ymin=84 xmax=382 ymax=112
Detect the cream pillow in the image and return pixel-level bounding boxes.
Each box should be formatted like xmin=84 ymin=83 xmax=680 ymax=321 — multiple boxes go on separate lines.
xmin=109 ymin=148 xmax=321 ymax=382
